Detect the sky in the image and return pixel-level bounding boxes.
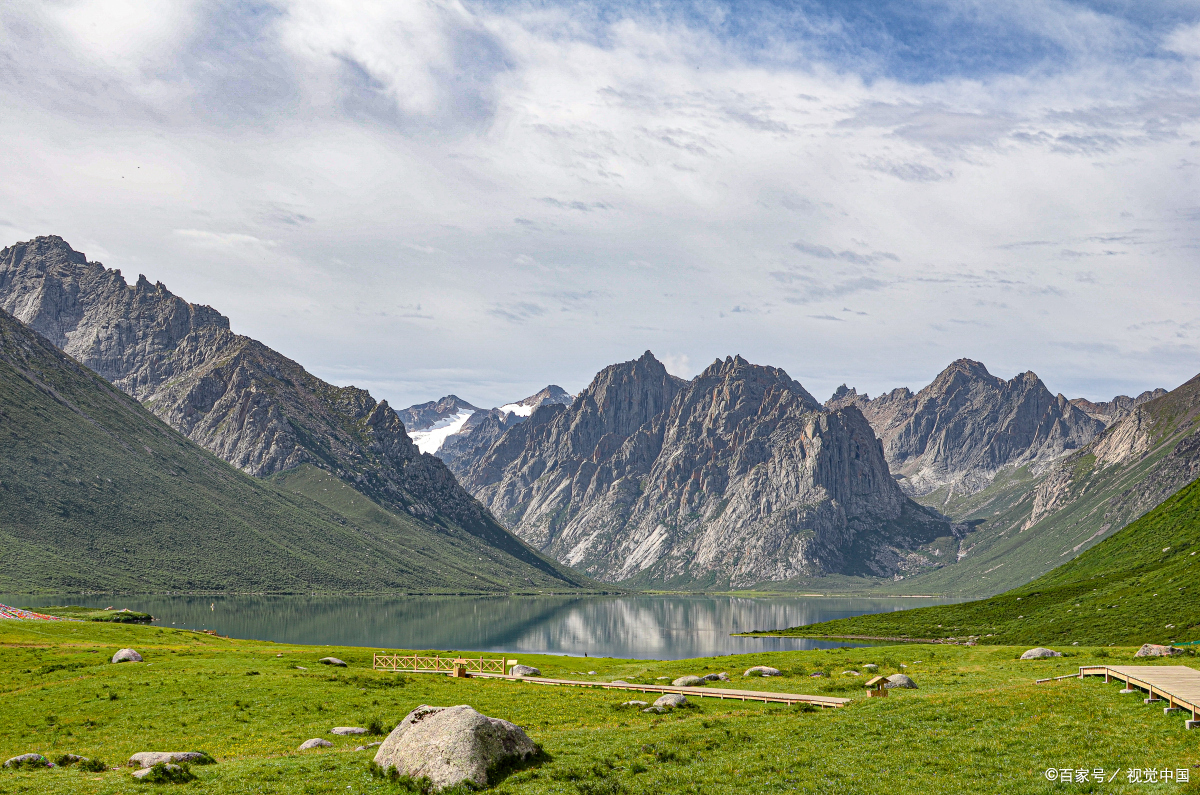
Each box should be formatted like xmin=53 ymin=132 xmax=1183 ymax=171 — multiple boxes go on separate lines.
xmin=1 ymin=0 xmax=1199 ymax=409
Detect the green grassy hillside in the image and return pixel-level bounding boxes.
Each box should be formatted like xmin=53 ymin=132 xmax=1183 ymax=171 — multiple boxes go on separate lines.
xmin=751 ymin=476 xmax=1200 ymax=646
xmin=0 ymin=310 xmax=596 ymax=594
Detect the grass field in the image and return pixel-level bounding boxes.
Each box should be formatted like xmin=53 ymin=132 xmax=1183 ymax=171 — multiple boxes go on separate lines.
xmin=2 ymin=620 xmax=1199 ymax=794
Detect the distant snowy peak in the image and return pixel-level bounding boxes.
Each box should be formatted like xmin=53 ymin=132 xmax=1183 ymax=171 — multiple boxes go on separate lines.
xmin=398 ymin=395 xmax=481 ymax=432
xmin=410 ymin=408 xmax=476 ymax=454
xmin=499 ymin=385 xmax=572 ymax=418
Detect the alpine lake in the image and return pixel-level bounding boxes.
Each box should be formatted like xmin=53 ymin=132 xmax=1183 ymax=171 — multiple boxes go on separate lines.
xmin=4 ymin=593 xmax=959 ymax=658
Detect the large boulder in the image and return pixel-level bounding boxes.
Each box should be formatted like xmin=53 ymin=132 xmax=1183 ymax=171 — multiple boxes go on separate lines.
xmin=672 ymin=675 xmax=702 ymax=687
xmin=702 ymin=672 xmax=730 ymax=682
xmin=4 ymin=754 xmax=49 ymax=769
xmin=653 ymin=694 xmax=687 ymax=709
xmin=330 ymin=727 xmax=367 ymax=736
xmin=1136 ymin=644 xmax=1184 ymax=658
xmin=298 ymin=739 xmax=332 ymax=750
xmin=1020 ymin=648 xmax=1062 ymax=660
xmin=111 ymin=648 xmax=142 ymax=663
xmin=318 ymin=657 xmax=347 ymax=667
xmin=743 ymin=666 xmax=782 ymax=677
xmin=128 ymin=752 xmax=212 ymax=768
xmin=373 ymin=705 xmax=537 ymax=790
xmin=510 ymin=665 xmax=540 ymax=677
xmin=884 ymin=674 xmax=917 ymax=689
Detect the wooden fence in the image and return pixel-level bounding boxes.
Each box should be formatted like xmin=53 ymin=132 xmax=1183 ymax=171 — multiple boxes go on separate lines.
xmin=373 ymin=653 xmax=508 ymax=674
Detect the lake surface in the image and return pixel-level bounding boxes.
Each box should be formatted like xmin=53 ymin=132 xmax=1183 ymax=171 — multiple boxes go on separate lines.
xmin=4 ymin=594 xmax=958 ymax=660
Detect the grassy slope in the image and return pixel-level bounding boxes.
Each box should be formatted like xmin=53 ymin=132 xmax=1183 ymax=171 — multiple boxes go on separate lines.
xmin=0 ymin=313 xmax=595 ymax=594
xmin=1 ymin=621 xmax=1198 ymax=795
xmin=755 ymin=477 xmax=1200 ymax=646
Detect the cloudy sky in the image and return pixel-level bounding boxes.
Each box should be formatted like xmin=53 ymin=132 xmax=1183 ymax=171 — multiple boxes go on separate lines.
xmin=2 ymin=0 xmax=1198 ymax=408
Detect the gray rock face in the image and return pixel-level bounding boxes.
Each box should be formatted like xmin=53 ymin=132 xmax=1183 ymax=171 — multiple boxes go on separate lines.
xmin=111 ymin=648 xmax=142 ymax=663
xmin=672 ymin=675 xmax=703 ymax=687
xmin=298 ymin=739 xmax=332 ymax=750
xmin=455 ymin=351 xmax=950 ymax=586
xmin=1135 ymin=644 xmax=1184 ymax=658
xmin=373 ymin=705 xmax=537 ymax=790
xmin=743 ymin=666 xmax=782 ymax=677
xmin=827 ymin=360 xmax=1105 ymax=498
xmin=1020 ymin=647 xmax=1063 ymax=660
xmin=318 ymin=657 xmax=347 ymax=667
xmin=331 ymin=727 xmax=367 ymax=735
xmin=4 ymin=754 xmax=49 ymax=769
xmin=438 ymin=386 xmax=574 ymax=468
xmin=1071 ymin=390 xmax=1167 ymax=425
xmin=510 ymin=665 xmax=540 ymax=677
xmin=0 ymin=236 xmax=524 ymax=542
xmin=653 ymin=693 xmax=687 ymax=708
xmin=398 ymin=396 xmax=481 ymax=435
xmin=128 ymin=752 xmax=210 ymax=768
xmin=884 ymin=674 xmax=917 ymax=689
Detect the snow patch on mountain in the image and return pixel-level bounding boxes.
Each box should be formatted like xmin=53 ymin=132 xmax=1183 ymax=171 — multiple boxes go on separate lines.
xmin=410 ymin=409 xmax=475 ymax=454
xmin=499 ymin=401 xmax=535 ymax=418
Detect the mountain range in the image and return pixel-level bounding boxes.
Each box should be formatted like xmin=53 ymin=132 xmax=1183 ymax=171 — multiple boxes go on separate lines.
xmin=3 ymin=233 xmax=1195 ymax=598
xmin=0 ymin=236 xmax=596 ymax=593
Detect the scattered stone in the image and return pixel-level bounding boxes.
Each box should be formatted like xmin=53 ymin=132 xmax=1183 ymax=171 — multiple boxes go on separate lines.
xmin=111 ymin=648 xmax=143 ymax=664
xmin=354 ymin=746 xmax=366 ymax=752
xmin=653 ymin=693 xmax=687 ymax=709
xmin=54 ymin=754 xmax=87 ymax=766
xmin=588 ymin=671 xmax=596 ymax=675
xmin=672 ymin=675 xmax=703 ymax=687
xmin=128 ymin=752 xmax=213 ymax=768
xmin=701 ymin=672 xmax=730 ymax=682
xmin=1136 ymin=644 xmax=1183 ymax=658
xmin=318 ymin=657 xmax=347 ymax=667
xmin=1071 ymin=642 xmax=1080 ymax=646
xmin=295 ymin=666 xmax=308 ymax=670
xmin=642 ymin=706 xmax=666 ymax=714
xmin=843 ymin=671 xmax=861 ymax=676
xmin=885 ymin=674 xmax=917 ymax=689
xmin=366 ymin=742 xmax=382 ymax=748
xmin=809 ymin=672 xmax=824 ymax=678
xmin=331 ymin=727 xmax=367 ymax=736
xmin=4 ymin=754 xmax=50 ymax=769
xmin=863 ymin=664 xmax=878 ymax=671
xmin=510 ymin=665 xmax=540 ymax=677
xmin=620 ymin=700 xmax=649 ymax=707
xmin=655 ymin=676 xmax=670 ymax=680
xmin=1020 ymin=648 xmax=1063 ymax=660
xmin=373 ymin=705 xmax=538 ymax=790
xmin=298 ymin=739 xmax=333 ymax=750
xmin=743 ymin=666 xmax=782 ymax=677
xmin=133 ymin=763 xmax=195 ymax=782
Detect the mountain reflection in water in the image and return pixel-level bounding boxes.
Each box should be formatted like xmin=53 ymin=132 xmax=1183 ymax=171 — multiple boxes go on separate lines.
xmin=5 ymin=594 xmax=959 ymax=659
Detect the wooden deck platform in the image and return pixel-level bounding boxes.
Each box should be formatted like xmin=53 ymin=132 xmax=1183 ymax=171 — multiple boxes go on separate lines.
xmin=467 ymin=672 xmax=851 ymax=708
xmin=1080 ymin=665 xmax=1200 ymax=728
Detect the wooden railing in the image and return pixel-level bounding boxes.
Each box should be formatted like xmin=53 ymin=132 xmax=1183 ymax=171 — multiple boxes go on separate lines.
xmin=373 ymin=653 xmax=509 ymax=674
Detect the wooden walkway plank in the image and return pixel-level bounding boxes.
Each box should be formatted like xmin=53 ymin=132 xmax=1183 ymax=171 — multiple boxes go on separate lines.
xmin=1080 ymin=665 xmax=1200 ymax=727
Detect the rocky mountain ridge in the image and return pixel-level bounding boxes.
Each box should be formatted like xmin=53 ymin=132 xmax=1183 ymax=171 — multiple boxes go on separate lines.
xmin=1069 ymin=389 xmax=1168 ymax=425
xmin=0 ymin=236 xmax=562 ymax=570
xmin=825 ymin=359 xmax=1106 ymax=500
xmin=452 ymin=351 xmax=954 ymax=587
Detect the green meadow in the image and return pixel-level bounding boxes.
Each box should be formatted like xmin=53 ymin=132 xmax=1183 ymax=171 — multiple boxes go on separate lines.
xmin=1 ymin=620 xmax=1198 ymax=794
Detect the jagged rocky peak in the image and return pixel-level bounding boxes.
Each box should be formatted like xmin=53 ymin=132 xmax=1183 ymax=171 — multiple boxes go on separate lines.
xmin=826 ymin=384 xmax=867 ymax=409
xmin=456 ymin=350 xmax=950 ymax=587
xmin=0 ymin=235 xmax=505 ymax=532
xmin=850 ymin=358 xmax=1105 ymax=497
xmin=499 ymin=384 xmax=572 ymax=418
xmin=1070 ymin=388 xmax=1169 ymax=425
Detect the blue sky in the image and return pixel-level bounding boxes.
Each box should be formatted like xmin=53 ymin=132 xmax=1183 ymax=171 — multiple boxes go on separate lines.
xmin=1 ymin=0 xmax=1198 ymax=407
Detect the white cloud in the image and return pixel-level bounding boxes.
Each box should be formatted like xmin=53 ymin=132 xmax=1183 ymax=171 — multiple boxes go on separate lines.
xmin=0 ymin=0 xmax=1198 ymax=407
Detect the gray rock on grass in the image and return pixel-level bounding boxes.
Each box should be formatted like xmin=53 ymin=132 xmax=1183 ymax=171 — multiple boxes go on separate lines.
xmin=373 ymin=705 xmax=537 ymax=790
xmin=672 ymin=675 xmax=703 ymax=687
xmin=1136 ymin=644 xmax=1183 ymax=658
xmin=318 ymin=657 xmax=347 ymax=667
xmin=128 ymin=752 xmax=211 ymax=768
xmin=330 ymin=727 xmax=367 ymax=735
xmin=620 ymin=701 xmax=648 ymax=708
xmin=702 ymin=672 xmax=730 ymax=682
xmin=884 ymin=674 xmax=917 ymax=689
xmin=111 ymin=648 xmax=143 ymax=663
xmin=1020 ymin=648 xmax=1063 ymax=660
xmin=743 ymin=666 xmax=782 ymax=677
xmin=298 ymin=739 xmax=333 ymax=750
xmin=642 ymin=706 xmax=666 ymax=714
xmin=132 ymin=763 xmax=186 ymax=780
xmin=510 ymin=665 xmax=540 ymax=677
xmin=4 ymin=754 xmax=49 ymax=769
xmin=653 ymin=693 xmax=687 ymax=709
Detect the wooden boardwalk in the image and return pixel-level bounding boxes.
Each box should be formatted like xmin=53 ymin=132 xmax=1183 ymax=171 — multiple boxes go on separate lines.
xmin=1080 ymin=665 xmax=1200 ymax=728
xmin=467 ymin=672 xmax=850 ymax=708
